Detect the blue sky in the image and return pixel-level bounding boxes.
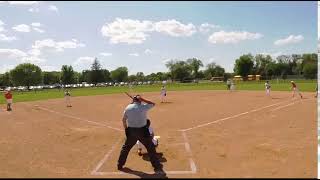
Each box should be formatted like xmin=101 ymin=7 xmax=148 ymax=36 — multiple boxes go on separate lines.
xmin=0 ymin=1 xmax=317 ymax=75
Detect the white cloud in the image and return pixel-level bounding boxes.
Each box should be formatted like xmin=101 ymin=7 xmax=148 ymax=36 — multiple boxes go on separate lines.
xmin=129 ymin=53 xmax=139 ymax=57
xmin=208 ymin=31 xmax=263 ymax=44
xmin=0 ymin=34 xmax=17 ymax=42
xmin=28 ymin=48 xmax=41 ymax=57
xmin=199 ymin=23 xmax=220 ymax=33
xmin=154 ymin=19 xmax=196 ymax=37
xmin=258 ymin=52 xmax=283 ymax=59
xmin=0 ymin=20 xmax=4 ymax=26
xmin=28 ymin=7 xmax=39 ymax=13
xmin=12 ymin=24 xmax=31 ymax=32
xmin=32 ymin=27 xmax=45 ymax=33
xmin=31 ymin=22 xmax=41 ymax=27
xmin=0 ymin=48 xmax=27 ymax=59
xmin=274 ymin=35 xmax=304 ymax=46
xmin=101 ymin=18 xmax=154 ymax=44
xmin=99 ymin=52 xmax=112 ymax=56
xmin=32 ymin=39 xmax=85 ymax=52
xmin=144 ymin=49 xmax=152 ymax=54
xmin=21 ymin=55 xmax=45 ymax=64
xmin=41 ymin=65 xmax=59 ymax=72
xmin=8 ymin=1 xmax=39 ymax=5
xmin=73 ymin=56 xmax=95 ymax=70
xmin=0 ymin=64 xmax=15 ymax=73
xmin=48 ymin=5 xmax=58 ymax=12
xmin=101 ymin=18 xmax=197 ymax=44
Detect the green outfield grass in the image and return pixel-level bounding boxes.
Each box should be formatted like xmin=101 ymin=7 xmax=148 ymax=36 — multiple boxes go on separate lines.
xmin=0 ymin=79 xmax=317 ymax=104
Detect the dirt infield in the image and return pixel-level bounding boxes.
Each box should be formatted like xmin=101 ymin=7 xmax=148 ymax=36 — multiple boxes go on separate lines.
xmin=0 ymin=90 xmax=317 ymax=178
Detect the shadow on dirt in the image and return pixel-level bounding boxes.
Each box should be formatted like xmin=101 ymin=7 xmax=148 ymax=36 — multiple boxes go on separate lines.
xmin=142 ymin=152 xmax=167 ymax=163
xmin=120 ymin=167 xmax=168 ymax=179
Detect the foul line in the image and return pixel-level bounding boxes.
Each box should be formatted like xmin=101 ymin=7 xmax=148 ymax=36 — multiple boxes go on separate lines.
xmin=91 ymin=138 xmax=123 ymax=175
xmin=179 ymin=99 xmax=299 ymax=132
xmin=35 ymin=105 xmax=123 ymax=132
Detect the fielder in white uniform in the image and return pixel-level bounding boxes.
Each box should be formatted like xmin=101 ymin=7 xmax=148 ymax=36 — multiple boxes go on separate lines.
xmin=160 ymin=86 xmax=166 ymax=103
xmin=265 ymin=81 xmax=271 ymax=96
xmin=136 ymin=119 xmax=159 ymax=156
xmin=64 ymin=90 xmax=72 ymax=107
xmin=230 ymin=81 xmax=236 ymax=91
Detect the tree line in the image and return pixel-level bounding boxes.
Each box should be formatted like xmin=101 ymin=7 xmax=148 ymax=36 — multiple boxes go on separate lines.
xmin=0 ymin=53 xmax=317 ymax=88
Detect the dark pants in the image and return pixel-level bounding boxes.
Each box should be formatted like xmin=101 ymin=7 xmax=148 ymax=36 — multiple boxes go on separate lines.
xmin=117 ymin=127 xmax=162 ymax=169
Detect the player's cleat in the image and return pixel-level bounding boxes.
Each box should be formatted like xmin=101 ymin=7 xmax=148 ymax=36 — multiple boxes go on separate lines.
xmin=117 ymin=164 xmax=123 ymax=170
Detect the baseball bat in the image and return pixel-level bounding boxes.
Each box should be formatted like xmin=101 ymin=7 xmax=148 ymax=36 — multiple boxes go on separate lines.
xmin=125 ymin=92 xmax=133 ymax=99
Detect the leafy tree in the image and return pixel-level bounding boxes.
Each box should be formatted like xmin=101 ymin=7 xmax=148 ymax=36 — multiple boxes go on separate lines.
xmin=186 ymin=58 xmax=203 ymax=78
xmin=165 ymin=60 xmax=192 ymax=81
xmin=110 ymin=67 xmax=128 ymax=82
xmin=254 ymin=54 xmax=273 ymax=77
xmin=79 ymin=70 xmax=90 ymax=83
xmin=89 ymin=58 xmax=105 ymax=84
xmin=10 ymin=63 xmax=42 ymax=88
xmin=136 ymin=72 xmax=145 ymax=81
xmin=204 ymin=62 xmax=225 ymax=79
xmin=102 ymin=69 xmax=111 ymax=82
xmin=128 ymin=75 xmax=137 ymax=82
xmin=43 ymin=71 xmax=61 ymax=85
xmin=233 ymin=54 xmax=254 ymax=80
xmin=303 ymin=63 xmax=317 ymax=79
xmin=61 ymin=65 xmax=75 ymax=85
xmin=0 ymin=73 xmax=11 ymax=87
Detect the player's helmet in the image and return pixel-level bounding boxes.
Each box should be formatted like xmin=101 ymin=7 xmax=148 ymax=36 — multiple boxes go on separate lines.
xmin=132 ymin=95 xmax=141 ymax=103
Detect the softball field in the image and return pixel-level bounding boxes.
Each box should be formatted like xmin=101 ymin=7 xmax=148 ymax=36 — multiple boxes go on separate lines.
xmin=0 ymin=90 xmax=316 ymax=178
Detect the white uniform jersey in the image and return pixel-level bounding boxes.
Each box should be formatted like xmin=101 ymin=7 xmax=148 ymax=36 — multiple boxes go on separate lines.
xmin=160 ymin=87 xmax=166 ymax=96
xmin=265 ymin=83 xmax=271 ymax=89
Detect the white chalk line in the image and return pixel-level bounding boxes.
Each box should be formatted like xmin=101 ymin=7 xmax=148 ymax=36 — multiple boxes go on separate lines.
xmin=91 ymin=138 xmax=123 ymax=175
xmin=179 ymin=99 xmax=300 ymax=132
xmin=182 ymin=131 xmax=197 ymax=174
xmin=91 ymin=132 xmax=197 ymax=176
xmin=34 ymin=105 xmax=123 ymax=132
xmin=270 ymin=98 xmax=313 ymax=112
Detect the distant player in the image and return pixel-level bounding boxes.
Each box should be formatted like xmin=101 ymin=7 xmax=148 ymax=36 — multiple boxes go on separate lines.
xmin=226 ymin=79 xmax=231 ymax=91
xmin=160 ymin=85 xmax=166 ymax=103
xmin=290 ymin=81 xmax=303 ymax=99
xmin=64 ymin=89 xmax=72 ymax=107
xmin=4 ymin=89 xmax=13 ymax=111
xmin=136 ymin=119 xmax=159 ymax=156
xmin=315 ymin=84 xmax=318 ymax=98
xmin=230 ymin=80 xmax=236 ymax=91
xmin=265 ymin=80 xmax=271 ymax=96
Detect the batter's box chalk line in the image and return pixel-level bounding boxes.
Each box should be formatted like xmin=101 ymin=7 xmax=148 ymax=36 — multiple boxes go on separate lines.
xmin=91 ymin=132 xmax=197 ymax=176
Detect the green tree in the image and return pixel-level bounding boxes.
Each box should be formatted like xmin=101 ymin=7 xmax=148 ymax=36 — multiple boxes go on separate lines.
xmin=89 ymin=58 xmax=104 ymax=84
xmin=233 ymin=54 xmax=254 ymax=80
xmin=43 ymin=71 xmax=61 ymax=85
xmin=303 ymin=63 xmax=317 ymax=79
xmin=0 ymin=73 xmax=11 ymax=87
xmin=128 ymin=74 xmax=137 ymax=82
xmin=186 ymin=58 xmax=203 ymax=78
xmin=110 ymin=67 xmax=128 ymax=82
xmin=61 ymin=65 xmax=75 ymax=85
xmin=254 ymin=54 xmax=273 ymax=77
xmin=136 ymin=72 xmax=145 ymax=82
xmin=204 ymin=62 xmax=225 ymax=79
xmin=9 ymin=63 xmax=42 ymax=88
xmin=102 ymin=69 xmax=111 ymax=82
xmin=165 ymin=60 xmax=192 ymax=81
